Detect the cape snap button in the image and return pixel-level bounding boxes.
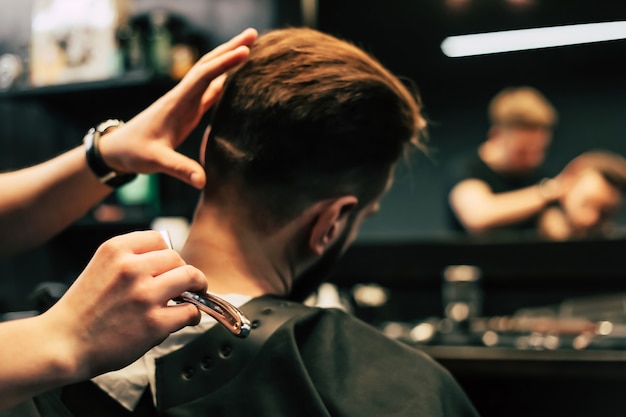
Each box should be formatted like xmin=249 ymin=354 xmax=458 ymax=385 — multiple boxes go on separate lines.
xmin=200 ymin=356 xmax=213 ymax=370
xmin=220 ymin=344 xmax=233 ymax=358
xmin=182 ymin=366 xmax=195 ymax=379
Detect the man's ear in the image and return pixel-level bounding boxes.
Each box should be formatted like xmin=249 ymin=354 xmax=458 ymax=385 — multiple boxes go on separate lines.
xmin=309 ymin=196 xmax=358 ymax=256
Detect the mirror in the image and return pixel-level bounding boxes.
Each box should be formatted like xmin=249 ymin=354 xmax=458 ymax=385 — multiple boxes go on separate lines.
xmin=317 ymin=0 xmax=626 ymax=242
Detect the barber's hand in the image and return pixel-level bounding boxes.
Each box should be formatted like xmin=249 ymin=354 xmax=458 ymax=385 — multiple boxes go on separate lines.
xmin=99 ymin=28 xmax=258 ymax=189
xmin=40 ymin=230 xmax=208 ymax=379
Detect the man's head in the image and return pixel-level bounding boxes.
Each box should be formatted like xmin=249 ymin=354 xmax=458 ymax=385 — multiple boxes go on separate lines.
xmin=487 ymin=86 xmax=557 ymax=175
xmin=559 ymin=151 xmax=626 ymax=235
xmin=199 ymin=27 xmax=426 ymax=295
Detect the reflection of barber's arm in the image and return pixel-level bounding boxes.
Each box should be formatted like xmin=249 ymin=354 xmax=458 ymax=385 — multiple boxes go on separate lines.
xmin=449 ymin=178 xmax=560 ymax=233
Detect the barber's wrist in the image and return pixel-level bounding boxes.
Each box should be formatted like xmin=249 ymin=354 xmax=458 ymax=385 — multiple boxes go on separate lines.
xmin=537 ymin=177 xmax=560 ymax=201
xmin=31 ymin=312 xmax=86 ymax=385
xmin=83 ymin=120 xmax=137 ymax=188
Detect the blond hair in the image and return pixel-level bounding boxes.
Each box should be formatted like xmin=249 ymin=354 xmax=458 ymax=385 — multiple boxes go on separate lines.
xmin=489 ymin=86 xmax=557 ymax=128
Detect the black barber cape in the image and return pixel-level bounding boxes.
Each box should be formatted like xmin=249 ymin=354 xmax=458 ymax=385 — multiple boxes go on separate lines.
xmin=30 ymin=296 xmax=480 ymax=417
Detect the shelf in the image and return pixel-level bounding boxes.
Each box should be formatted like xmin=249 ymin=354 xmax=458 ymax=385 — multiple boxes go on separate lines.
xmin=0 ymin=70 xmax=176 ymax=98
xmin=417 ymin=344 xmax=626 ymax=380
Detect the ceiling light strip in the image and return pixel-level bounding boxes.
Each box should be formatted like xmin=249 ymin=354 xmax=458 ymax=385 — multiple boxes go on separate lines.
xmin=441 ymin=21 xmax=626 ymax=57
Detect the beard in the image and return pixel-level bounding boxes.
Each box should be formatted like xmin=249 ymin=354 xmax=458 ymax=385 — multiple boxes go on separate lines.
xmin=287 ymin=217 xmax=354 ymax=302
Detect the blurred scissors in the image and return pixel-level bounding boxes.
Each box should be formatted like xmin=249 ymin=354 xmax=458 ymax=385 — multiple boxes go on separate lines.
xmin=159 ymin=230 xmax=251 ymax=338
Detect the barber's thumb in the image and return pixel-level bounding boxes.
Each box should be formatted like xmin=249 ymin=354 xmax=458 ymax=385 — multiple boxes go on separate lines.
xmin=159 ymin=151 xmax=206 ymax=189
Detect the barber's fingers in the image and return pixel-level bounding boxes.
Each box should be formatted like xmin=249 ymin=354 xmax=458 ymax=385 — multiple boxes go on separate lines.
xmin=156 ymin=302 xmax=202 ymax=333
xmin=149 ymin=264 xmax=207 ymax=330
xmin=196 ymin=27 xmax=257 ymax=66
xmin=199 ymin=73 xmax=227 ymax=115
xmin=150 ymin=263 xmax=209 ymax=301
xmin=177 ymin=44 xmax=250 ymax=106
xmin=99 ymin=230 xmax=208 ymax=296
xmin=178 ymin=28 xmax=257 ymax=97
xmin=102 ymin=230 xmax=170 ymax=255
xmin=147 ymin=147 xmax=206 ymax=189
xmin=132 ymin=244 xmax=185 ymax=275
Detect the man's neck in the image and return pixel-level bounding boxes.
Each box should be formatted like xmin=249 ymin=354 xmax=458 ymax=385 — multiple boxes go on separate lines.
xmin=179 ymin=207 xmax=293 ymax=297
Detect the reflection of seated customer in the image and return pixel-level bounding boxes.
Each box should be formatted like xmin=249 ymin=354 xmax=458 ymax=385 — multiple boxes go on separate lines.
xmin=44 ymin=27 xmax=479 ymax=416
xmin=447 ymin=86 xmax=562 ymax=236
xmin=539 ymin=150 xmax=626 ymax=241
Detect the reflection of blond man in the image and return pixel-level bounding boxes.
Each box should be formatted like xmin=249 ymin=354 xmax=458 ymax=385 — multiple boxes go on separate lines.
xmin=491 ymin=86 xmax=557 ymax=126
xmin=487 ymin=86 xmax=558 ymax=175
xmin=449 ymin=86 xmax=561 ymax=234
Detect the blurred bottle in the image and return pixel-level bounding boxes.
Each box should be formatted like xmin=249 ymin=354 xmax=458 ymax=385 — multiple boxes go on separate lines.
xmin=148 ymin=9 xmax=172 ymax=76
xmin=119 ymin=10 xmax=201 ymax=79
xmin=442 ymin=265 xmax=483 ymax=337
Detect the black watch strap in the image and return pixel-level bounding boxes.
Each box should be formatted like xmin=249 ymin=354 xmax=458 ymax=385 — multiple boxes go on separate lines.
xmin=83 ymin=119 xmax=137 ymax=188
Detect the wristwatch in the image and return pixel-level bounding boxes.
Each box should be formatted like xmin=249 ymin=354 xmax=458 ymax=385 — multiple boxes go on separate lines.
xmin=83 ymin=119 xmax=137 ymax=188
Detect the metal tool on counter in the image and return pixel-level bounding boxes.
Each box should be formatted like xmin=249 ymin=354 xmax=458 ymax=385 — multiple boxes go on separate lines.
xmin=159 ymin=230 xmax=251 ymax=338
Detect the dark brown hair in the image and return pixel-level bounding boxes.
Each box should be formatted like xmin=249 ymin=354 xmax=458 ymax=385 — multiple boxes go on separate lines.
xmin=204 ymin=27 xmax=426 ymax=230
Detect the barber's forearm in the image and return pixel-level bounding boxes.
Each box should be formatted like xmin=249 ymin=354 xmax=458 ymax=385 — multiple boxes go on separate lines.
xmin=0 ymin=146 xmax=112 ymax=257
xmin=0 ymin=314 xmax=81 ymax=410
